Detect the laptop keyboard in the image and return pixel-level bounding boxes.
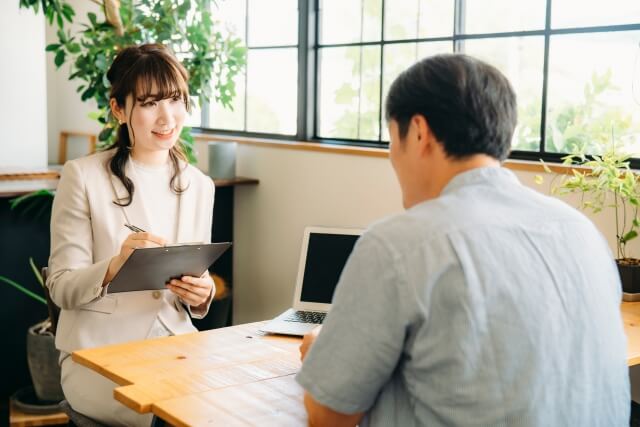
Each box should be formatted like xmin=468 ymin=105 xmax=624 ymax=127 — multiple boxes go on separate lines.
xmin=283 ymin=310 xmax=326 ymax=324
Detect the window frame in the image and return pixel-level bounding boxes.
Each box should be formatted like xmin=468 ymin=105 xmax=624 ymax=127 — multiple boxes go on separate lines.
xmin=196 ymin=0 xmax=640 ymax=167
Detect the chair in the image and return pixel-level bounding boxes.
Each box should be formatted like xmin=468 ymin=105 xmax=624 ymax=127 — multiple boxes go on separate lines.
xmin=58 ymin=401 xmax=108 ymax=427
xmin=42 ymin=268 xmax=108 ymax=427
xmin=58 ymin=131 xmax=97 ymax=165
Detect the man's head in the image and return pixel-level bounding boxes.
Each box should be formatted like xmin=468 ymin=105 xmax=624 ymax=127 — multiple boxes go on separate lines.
xmin=385 ymin=54 xmax=517 ymax=208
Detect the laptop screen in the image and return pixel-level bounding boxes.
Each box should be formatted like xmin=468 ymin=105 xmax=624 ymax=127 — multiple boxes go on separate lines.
xmin=300 ymin=232 xmax=360 ymax=304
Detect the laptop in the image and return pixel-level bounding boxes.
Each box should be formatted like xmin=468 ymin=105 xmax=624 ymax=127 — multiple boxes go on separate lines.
xmin=260 ymin=226 xmax=362 ymax=336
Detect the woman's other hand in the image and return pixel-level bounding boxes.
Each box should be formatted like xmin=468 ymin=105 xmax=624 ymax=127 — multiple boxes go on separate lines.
xmin=166 ymin=272 xmax=215 ymax=309
xmin=103 ymin=232 xmax=167 ymax=285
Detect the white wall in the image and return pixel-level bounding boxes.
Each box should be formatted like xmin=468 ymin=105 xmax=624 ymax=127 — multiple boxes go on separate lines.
xmin=45 ymin=0 xmax=101 ymax=164
xmin=0 ymin=2 xmax=47 ymax=168
xmin=230 ymin=144 xmax=639 ymax=324
xmin=231 ymin=145 xmax=403 ymax=323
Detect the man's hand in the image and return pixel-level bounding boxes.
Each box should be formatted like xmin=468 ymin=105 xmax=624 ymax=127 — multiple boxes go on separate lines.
xmin=300 ymin=326 xmax=322 ymax=362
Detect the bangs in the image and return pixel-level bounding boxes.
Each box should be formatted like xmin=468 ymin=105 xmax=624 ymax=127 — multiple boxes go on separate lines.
xmin=130 ymin=54 xmax=190 ymax=108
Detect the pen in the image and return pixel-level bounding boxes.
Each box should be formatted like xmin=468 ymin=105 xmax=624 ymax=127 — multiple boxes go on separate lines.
xmin=124 ymin=223 xmax=146 ymax=233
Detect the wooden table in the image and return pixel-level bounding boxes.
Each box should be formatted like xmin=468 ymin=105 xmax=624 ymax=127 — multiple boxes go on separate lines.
xmin=622 ymin=302 xmax=640 ymax=366
xmin=71 ymin=304 xmax=640 ymax=426
xmin=72 ymin=322 xmax=306 ymax=427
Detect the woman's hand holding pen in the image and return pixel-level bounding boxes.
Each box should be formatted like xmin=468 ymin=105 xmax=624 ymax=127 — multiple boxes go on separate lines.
xmin=103 ymin=232 xmax=167 ymax=285
xmin=166 ymin=273 xmax=215 ymax=309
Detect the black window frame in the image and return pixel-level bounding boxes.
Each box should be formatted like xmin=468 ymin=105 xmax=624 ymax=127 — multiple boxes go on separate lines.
xmin=196 ymin=0 xmax=640 ymax=166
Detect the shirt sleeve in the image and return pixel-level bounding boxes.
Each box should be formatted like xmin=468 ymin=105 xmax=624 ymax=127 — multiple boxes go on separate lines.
xmin=295 ymin=232 xmax=411 ymax=414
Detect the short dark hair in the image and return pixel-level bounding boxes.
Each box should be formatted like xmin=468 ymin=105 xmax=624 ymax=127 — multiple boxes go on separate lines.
xmin=385 ymin=54 xmax=517 ymax=161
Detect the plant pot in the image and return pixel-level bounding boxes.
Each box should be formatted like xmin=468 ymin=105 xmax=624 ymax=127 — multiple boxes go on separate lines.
xmin=26 ymin=322 xmax=64 ymax=402
xmin=10 ymin=385 xmax=62 ymax=414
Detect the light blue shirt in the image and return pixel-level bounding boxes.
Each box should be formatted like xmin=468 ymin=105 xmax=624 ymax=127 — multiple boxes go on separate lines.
xmin=296 ymin=167 xmax=629 ymax=427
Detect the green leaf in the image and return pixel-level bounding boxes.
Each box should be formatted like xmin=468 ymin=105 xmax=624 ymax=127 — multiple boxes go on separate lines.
xmin=29 ymin=258 xmax=44 ymax=288
xmin=88 ymin=12 xmax=97 ymax=26
xmin=622 ymin=230 xmax=638 ymax=244
xmin=0 ymin=275 xmax=46 ymax=305
xmin=54 ymin=49 xmax=66 ymax=68
xmin=56 ymin=29 xmax=67 ymax=43
xmin=45 ymin=43 xmax=61 ymax=52
xmin=67 ymin=43 xmax=81 ymax=54
xmin=98 ymin=126 xmax=114 ymax=142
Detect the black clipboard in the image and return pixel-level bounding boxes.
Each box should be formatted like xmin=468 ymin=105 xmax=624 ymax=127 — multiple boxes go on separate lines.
xmin=107 ymin=242 xmax=231 ymax=294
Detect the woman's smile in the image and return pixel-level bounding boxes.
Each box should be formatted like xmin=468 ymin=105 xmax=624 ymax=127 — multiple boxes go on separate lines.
xmin=152 ymin=128 xmax=176 ymax=140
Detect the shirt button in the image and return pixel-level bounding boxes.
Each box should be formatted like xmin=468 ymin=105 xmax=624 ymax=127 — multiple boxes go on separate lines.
xmin=152 ymin=290 xmax=162 ymax=299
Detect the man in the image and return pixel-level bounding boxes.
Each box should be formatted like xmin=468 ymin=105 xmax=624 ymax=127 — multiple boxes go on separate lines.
xmin=296 ymin=54 xmax=630 ymax=427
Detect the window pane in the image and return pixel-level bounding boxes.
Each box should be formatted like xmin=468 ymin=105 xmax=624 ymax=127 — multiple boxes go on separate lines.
xmin=212 ymin=0 xmax=246 ymax=45
xmin=552 ymin=0 xmax=640 ymax=28
xmin=464 ymin=0 xmax=546 ymax=34
xmin=185 ymin=99 xmax=202 ymax=128
xmin=318 ymin=46 xmax=381 ymax=140
xmin=248 ymin=0 xmax=298 ymax=47
xmin=546 ymin=32 xmax=640 ymax=155
xmin=319 ymin=0 xmax=382 ymax=44
xmin=209 ymin=72 xmax=245 ymax=131
xmin=462 ymin=37 xmax=545 ymax=152
xmin=384 ymin=0 xmax=454 ymax=40
xmin=381 ymin=42 xmax=452 ymax=141
xmin=246 ymin=48 xmax=298 ymax=134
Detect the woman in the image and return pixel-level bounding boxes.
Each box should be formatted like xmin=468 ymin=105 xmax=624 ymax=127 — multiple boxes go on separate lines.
xmin=47 ymin=43 xmax=216 ymax=426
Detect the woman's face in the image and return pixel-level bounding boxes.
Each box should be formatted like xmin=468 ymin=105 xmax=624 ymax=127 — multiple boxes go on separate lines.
xmin=116 ymin=81 xmax=187 ymax=155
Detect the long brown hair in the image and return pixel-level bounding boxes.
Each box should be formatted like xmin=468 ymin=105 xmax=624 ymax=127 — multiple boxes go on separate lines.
xmin=105 ymin=43 xmax=191 ymax=206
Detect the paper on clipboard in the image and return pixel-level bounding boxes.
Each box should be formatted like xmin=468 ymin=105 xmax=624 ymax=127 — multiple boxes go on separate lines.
xmin=107 ymin=242 xmax=231 ymax=294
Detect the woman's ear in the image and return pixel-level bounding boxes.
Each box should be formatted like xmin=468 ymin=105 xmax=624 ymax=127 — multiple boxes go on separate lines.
xmin=110 ymin=98 xmax=125 ymax=124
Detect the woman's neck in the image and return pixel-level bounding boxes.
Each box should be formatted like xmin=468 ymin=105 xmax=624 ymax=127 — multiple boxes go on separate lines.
xmin=130 ymin=147 xmax=170 ymax=166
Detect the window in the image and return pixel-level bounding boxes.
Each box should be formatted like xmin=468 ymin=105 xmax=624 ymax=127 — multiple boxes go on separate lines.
xmin=199 ymin=0 xmax=640 ymax=163
xmin=201 ymin=0 xmax=299 ymax=136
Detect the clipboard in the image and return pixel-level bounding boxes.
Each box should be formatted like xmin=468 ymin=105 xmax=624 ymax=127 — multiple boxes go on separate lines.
xmin=107 ymin=242 xmax=232 ymax=294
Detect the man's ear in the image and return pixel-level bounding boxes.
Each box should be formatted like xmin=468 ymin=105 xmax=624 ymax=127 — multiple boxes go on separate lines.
xmin=412 ymin=115 xmax=434 ymax=155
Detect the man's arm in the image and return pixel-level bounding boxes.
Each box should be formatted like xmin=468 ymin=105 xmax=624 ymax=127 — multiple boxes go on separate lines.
xmin=296 ymin=233 xmax=411 ymax=424
xmin=304 ymin=392 xmax=364 ymax=427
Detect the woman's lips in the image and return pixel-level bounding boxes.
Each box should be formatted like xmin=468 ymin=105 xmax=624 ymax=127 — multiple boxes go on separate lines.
xmin=152 ymin=128 xmax=175 ymax=140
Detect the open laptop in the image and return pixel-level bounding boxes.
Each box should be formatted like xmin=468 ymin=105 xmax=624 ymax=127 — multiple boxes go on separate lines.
xmin=260 ymin=226 xmax=362 ymax=336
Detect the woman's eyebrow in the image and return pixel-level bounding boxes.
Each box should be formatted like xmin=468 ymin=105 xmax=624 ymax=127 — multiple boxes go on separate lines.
xmin=136 ymin=94 xmax=159 ymax=101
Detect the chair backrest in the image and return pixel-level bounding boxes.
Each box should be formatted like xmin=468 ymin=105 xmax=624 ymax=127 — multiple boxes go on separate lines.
xmin=41 ymin=267 xmax=61 ymax=335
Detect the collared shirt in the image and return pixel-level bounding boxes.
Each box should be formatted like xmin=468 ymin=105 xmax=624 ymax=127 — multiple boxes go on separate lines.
xmin=296 ymin=167 xmax=630 ymax=427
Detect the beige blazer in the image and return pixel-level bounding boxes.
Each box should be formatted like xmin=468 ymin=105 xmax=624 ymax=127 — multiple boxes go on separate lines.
xmin=47 ymin=149 xmax=215 ymax=355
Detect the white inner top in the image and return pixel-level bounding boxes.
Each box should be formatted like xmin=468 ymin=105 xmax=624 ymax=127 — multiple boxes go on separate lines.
xmin=131 ymin=158 xmax=180 ymax=244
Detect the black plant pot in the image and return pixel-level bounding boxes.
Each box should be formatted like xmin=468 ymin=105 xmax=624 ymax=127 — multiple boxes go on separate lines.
xmin=26 ymin=322 xmax=64 ymax=402
xmin=617 ymin=261 xmax=640 ymax=294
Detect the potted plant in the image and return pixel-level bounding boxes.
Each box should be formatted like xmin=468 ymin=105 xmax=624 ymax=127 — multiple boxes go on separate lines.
xmin=20 ymin=0 xmax=246 ymax=162
xmin=539 ymin=141 xmax=640 ymax=297
xmin=1 ymin=258 xmax=64 ymax=406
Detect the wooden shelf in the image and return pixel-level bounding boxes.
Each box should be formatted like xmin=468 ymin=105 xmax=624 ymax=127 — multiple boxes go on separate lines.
xmin=212 ymin=177 xmax=259 ymax=188
xmin=0 ymin=174 xmax=258 ymax=198
xmin=0 ymin=168 xmax=60 ymax=181
xmin=9 ymin=403 xmax=68 ymax=427
xmin=0 ymin=180 xmax=58 ymax=198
